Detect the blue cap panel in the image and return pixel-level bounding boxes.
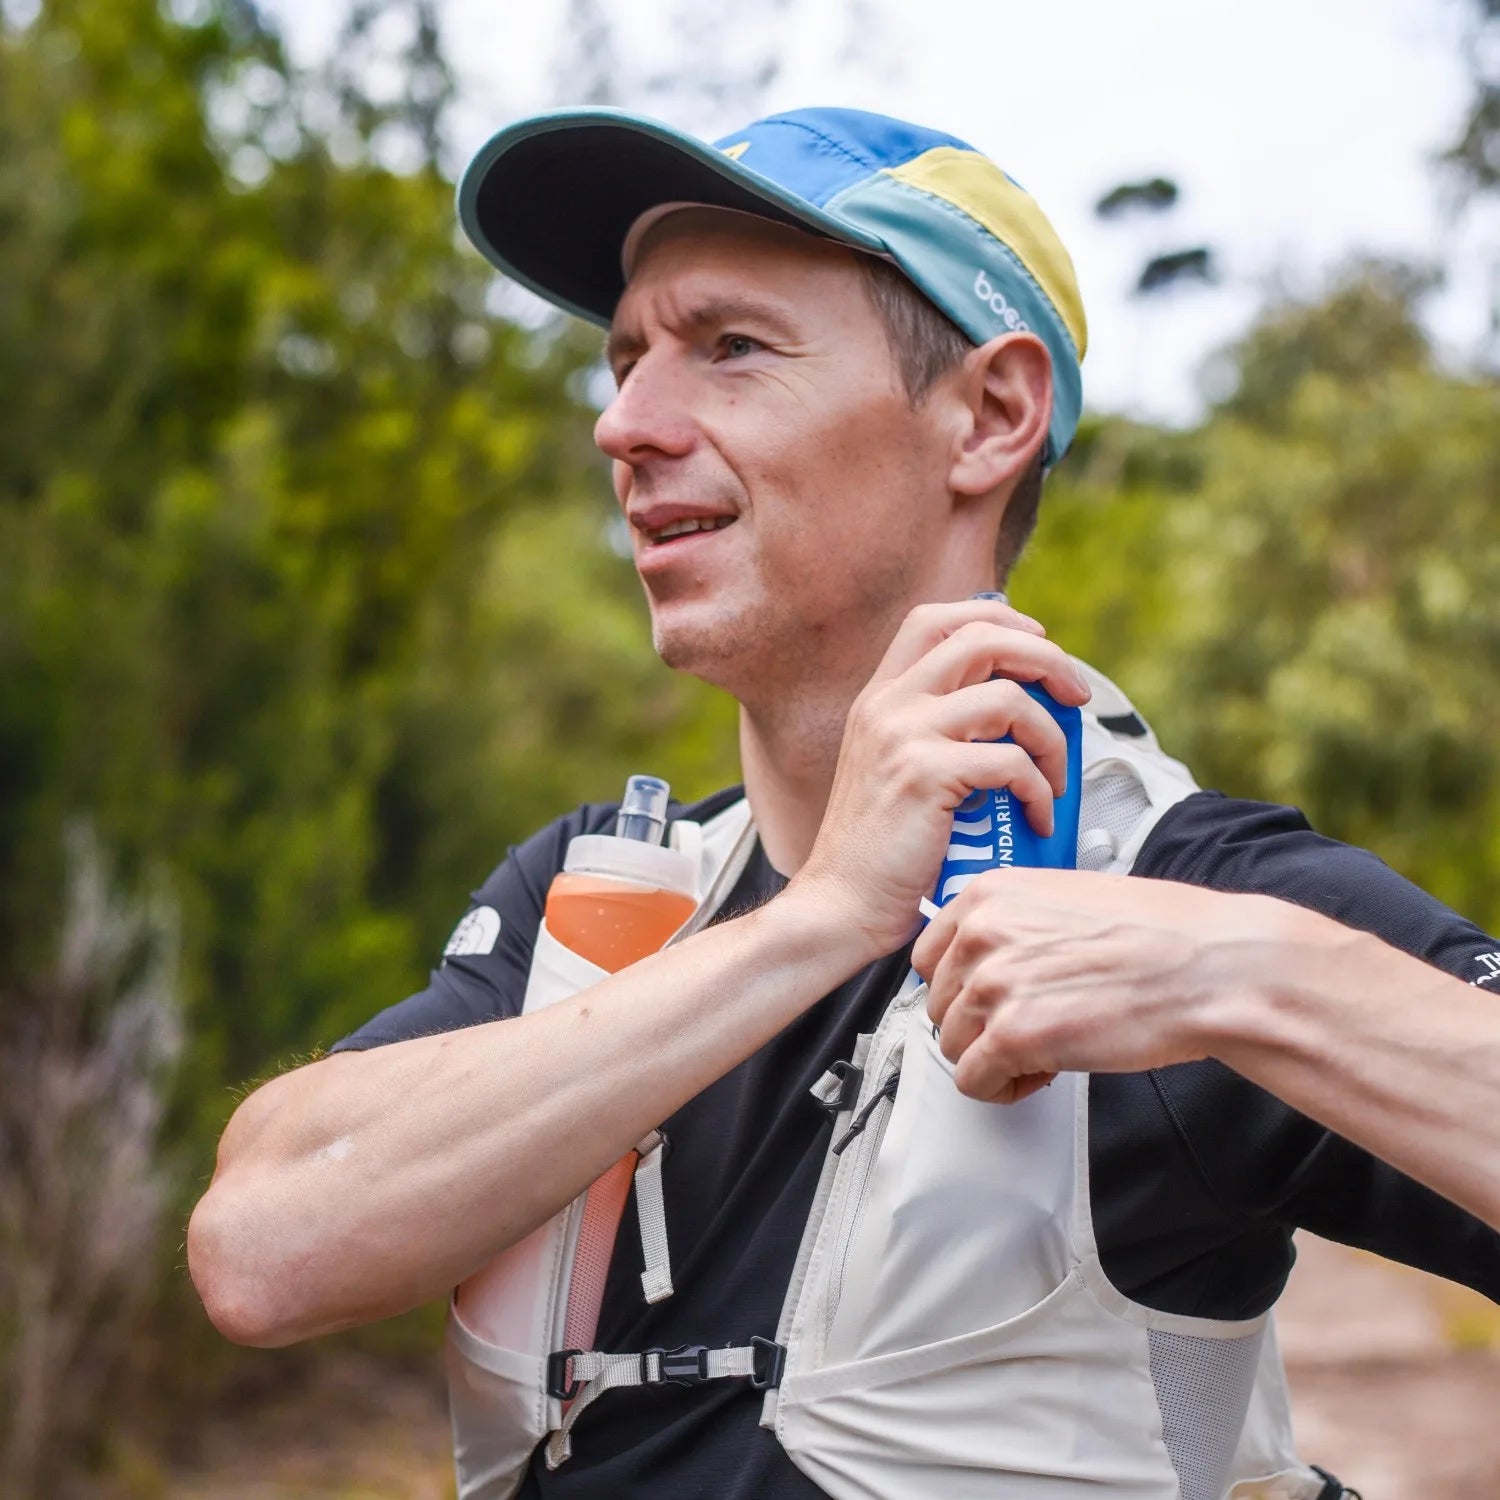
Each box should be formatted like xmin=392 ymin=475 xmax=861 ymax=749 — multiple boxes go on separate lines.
xmin=712 ymin=108 xmax=973 ymax=211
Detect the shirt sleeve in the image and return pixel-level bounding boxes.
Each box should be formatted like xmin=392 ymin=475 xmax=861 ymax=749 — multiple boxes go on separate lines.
xmin=327 ymin=802 xmax=619 ymax=1052
xmin=1127 ymin=792 xmax=1500 ymax=1304
xmin=1136 ymin=791 xmax=1500 ymax=986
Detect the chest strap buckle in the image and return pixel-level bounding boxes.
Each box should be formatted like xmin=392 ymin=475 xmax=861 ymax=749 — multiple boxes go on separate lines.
xmin=646 ymin=1343 xmax=710 ymax=1387
xmin=543 ymin=1337 xmax=789 ymax=1469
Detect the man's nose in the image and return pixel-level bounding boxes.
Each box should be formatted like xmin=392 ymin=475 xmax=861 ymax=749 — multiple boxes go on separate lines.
xmin=593 ymin=355 xmax=697 ymax=466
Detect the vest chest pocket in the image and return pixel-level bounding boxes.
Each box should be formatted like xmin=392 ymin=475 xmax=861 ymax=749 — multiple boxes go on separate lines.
xmin=773 ymin=1000 xmax=1187 ymax=1500
xmin=821 ymin=1004 xmax=1082 ymax=1368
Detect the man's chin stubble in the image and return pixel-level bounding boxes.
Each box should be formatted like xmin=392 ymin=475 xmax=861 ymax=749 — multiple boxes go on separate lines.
xmin=650 ymin=608 xmax=783 ymax=692
xmin=651 ymin=613 xmax=857 ymax=712
xmin=652 ymin=621 xmax=741 ymax=675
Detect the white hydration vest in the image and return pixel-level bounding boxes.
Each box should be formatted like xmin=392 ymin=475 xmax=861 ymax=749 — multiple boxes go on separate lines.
xmin=446 ymin=661 xmax=1338 ymax=1500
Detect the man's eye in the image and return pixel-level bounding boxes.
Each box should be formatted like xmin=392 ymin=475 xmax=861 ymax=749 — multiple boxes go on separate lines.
xmin=720 ymin=334 xmax=761 ymax=360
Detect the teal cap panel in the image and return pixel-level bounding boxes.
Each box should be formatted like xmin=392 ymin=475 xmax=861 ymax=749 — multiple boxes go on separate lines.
xmin=828 ymin=172 xmax=1083 ymax=465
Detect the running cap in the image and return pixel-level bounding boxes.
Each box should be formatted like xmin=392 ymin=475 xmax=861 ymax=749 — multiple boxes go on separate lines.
xmin=458 ymin=106 xmax=1088 ymax=466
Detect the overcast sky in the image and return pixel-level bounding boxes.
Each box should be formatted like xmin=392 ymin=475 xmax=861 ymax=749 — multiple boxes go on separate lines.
xmin=266 ymin=0 xmax=1497 ymax=425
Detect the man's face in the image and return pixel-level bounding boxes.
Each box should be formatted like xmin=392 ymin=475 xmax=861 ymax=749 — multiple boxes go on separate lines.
xmin=595 ymin=210 xmax=961 ymax=694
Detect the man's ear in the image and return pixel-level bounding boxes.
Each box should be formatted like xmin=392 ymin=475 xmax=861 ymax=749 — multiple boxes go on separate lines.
xmin=947 ymin=332 xmax=1052 ymax=498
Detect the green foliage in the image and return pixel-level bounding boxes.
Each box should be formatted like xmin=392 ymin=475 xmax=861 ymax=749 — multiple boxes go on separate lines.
xmin=1018 ymin=269 xmax=1500 ymax=932
xmin=1 ymin=7 xmax=740 ymax=1478
xmin=0 ymin=0 xmax=736 ymax=1093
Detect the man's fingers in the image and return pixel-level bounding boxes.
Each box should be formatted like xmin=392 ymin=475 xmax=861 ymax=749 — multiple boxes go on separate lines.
xmin=868 ymin=599 xmax=1048 ymax=684
xmin=923 ymin=896 xmax=994 ymax=1024
xmin=952 ymin=1020 xmax=1043 ymax=1101
xmin=958 ymin=1061 xmax=1057 ymax=1105
xmin=920 ymin=882 xmax=1065 ymax=1101
xmin=933 ymin=988 xmax=1058 ymax=1102
xmin=931 ymin=983 xmax=985 ymax=1063
xmin=903 ymin=620 xmax=1090 ymax=705
xmin=934 ymin=679 xmax=1070 ymax=796
xmin=1007 ymin=1071 xmax=1058 ymax=1103
xmin=952 ymin=742 xmax=1056 ymax=837
xmin=928 ymin=932 xmax=1012 ymax=1053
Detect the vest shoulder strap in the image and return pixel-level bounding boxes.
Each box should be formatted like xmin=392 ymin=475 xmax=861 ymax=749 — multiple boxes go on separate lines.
xmin=1073 ymin=657 xmax=1200 ymax=873
xmin=667 ymin=797 xmax=756 ymax=934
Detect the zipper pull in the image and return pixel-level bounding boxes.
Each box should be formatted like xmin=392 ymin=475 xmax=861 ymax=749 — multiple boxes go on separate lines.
xmin=831 ymin=1070 xmax=899 ymax=1156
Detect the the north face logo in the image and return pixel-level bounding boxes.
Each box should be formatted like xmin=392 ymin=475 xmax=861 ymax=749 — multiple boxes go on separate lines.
xmin=444 ymin=905 xmax=501 ymax=958
xmin=973 ymin=269 xmax=1029 ymax=333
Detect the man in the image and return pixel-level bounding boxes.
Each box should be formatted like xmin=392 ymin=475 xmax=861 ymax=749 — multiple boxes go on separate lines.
xmin=189 ymin=108 xmax=1499 ymax=1499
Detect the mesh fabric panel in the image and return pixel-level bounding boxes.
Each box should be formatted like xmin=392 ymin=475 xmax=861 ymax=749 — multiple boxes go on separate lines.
xmin=1078 ymin=772 xmax=1153 ymax=871
xmin=1147 ymin=1325 xmax=1264 ymax=1500
xmin=563 ymin=1155 xmax=637 ymax=1353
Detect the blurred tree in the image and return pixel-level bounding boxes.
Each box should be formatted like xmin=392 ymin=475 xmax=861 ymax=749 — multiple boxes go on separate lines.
xmin=552 ymin=0 xmax=796 ymax=126
xmin=0 ymin=0 xmax=734 ymax=1086
xmin=323 ymin=0 xmax=452 ymax=166
xmin=1135 ymin=246 xmax=1216 ymax=297
xmin=1093 ymin=173 xmax=1220 ymax=298
xmin=1439 ymin=0 xmax=1500 ymax=368
xmin=1094 ymin=176 xmax=1180 ymax=219
xmin=0 ymin=2 xmax=737 ymax=1483
xmin=1019 ymin=263 xmax=1500 ymax=933
xmin=1441 ymin=0 xmax=1500 ymax=197
xmin=1208 ymin=259 xmax=1436 ymax=429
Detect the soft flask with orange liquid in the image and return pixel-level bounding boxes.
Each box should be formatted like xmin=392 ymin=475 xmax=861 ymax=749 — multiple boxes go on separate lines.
xmin=544 ymin=775 xmax=697 ymax=1353
xmin=454 ymin=775 xmax=698 ymax=1357
xmin=545 ymin=775 xmax=697 ymax=971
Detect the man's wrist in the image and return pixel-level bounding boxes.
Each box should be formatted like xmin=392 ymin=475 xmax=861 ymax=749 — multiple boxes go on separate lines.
xmin=1195 ymin=893 xmax=1372 ymax=1070
xmin=764 ymin=874 xmax=894 ymax=978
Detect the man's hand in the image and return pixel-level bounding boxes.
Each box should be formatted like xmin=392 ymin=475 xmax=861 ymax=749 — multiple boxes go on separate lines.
xmin=786 ymin=598 xmax=1092 ymax=963
xmin=913 ymin=868 xmax=1294 ymax=1102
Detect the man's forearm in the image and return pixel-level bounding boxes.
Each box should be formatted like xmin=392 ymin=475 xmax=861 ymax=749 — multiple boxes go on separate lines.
xmin=915 ymin=870 xmax=1500 ymax=1227
xmin=188 ymin=888 xmax=873 ymax=1347
xmin=1206 ymin=914 xmax=1500 ymax=1228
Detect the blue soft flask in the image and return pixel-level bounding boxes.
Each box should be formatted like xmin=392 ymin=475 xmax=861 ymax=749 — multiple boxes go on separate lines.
xmin=931 ymin=681 xmax=1083 ymax=908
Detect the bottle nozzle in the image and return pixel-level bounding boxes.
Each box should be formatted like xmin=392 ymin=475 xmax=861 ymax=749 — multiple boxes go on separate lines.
xmin=615 ymin=774 xmax=671 ymax=845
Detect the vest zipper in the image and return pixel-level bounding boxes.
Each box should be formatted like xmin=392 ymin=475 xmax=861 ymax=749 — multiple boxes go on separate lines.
xmin=762 ymin=979 xmax=924 ymax=1430
xmin=820 ymin=1042 xmax=904 ymax=1351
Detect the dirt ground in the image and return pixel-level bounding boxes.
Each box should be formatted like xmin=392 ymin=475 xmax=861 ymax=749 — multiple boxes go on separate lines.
xmin=1275 ymin=1234 xmax=1500 ymax=1498
xmin=163 ymin=1234 xmax=1500 ymax=1499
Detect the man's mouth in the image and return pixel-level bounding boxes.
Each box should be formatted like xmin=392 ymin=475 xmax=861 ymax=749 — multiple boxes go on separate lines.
xmin=642 ymin=515 xmax=737 ymax=544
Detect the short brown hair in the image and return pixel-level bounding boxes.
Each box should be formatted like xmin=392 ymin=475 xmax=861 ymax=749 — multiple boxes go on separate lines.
xmin=854 ymin=255 xmax=1044 ymax=584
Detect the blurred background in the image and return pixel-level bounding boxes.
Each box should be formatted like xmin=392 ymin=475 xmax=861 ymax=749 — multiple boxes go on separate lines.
xmin=0 ymin=0 xmax=1497 ymax=1495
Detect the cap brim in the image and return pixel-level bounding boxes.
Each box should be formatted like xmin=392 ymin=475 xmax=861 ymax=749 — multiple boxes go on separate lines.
xmin=457 ymin=107 xmax=887 ymax=328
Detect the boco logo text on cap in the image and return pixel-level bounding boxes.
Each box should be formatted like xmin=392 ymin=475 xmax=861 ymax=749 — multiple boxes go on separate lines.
xmin=973 ymin=269 xmax=1030 ymax=333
